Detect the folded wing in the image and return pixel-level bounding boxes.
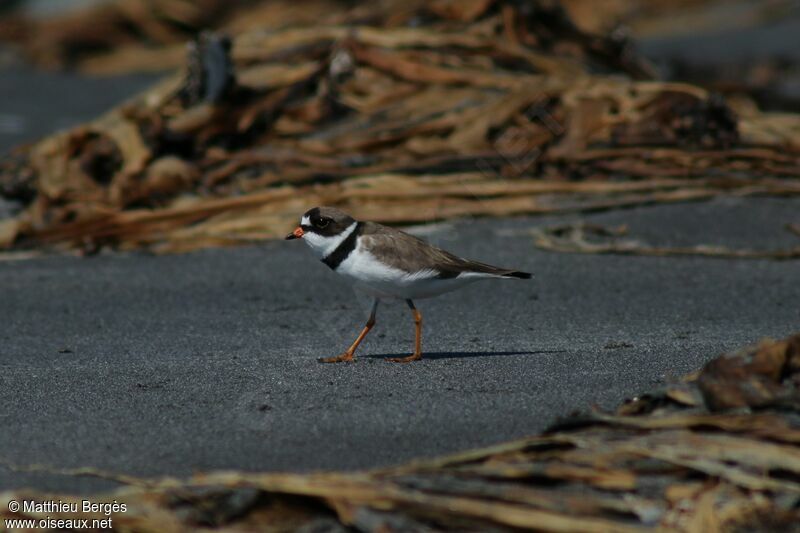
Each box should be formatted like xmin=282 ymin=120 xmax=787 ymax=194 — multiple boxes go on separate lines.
xmin=359 ymin=222 xmax=531 ymax=279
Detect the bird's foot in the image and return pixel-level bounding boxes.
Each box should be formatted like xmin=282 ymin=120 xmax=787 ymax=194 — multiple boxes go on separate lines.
xmin=318 ymin=353 xmax=354 ymax=363
xmin=386 ymin=353 xmax=422 ymax=363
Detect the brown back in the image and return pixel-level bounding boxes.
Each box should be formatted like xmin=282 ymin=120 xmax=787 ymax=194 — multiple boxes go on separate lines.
xmin=359 ymin=222 xmax=519 ymax=277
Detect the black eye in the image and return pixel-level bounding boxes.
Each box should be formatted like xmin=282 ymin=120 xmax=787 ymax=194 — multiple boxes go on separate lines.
xmin=316 ymin=218 xmax=329 ymax=229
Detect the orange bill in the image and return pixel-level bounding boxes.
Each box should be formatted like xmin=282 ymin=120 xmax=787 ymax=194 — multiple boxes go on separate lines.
xmin=285 ymin=226 xmax=304 ymax=240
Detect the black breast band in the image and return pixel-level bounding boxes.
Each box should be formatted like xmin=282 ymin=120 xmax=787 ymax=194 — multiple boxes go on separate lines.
xmin=322 ymin=222 xmax=363 ymax=270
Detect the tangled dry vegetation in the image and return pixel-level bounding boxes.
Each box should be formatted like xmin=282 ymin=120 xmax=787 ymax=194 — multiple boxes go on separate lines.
xmin=1 ymin=0 xmax=799 ymax=257
xmin=3 ymin=334 xmax=799 ymax=531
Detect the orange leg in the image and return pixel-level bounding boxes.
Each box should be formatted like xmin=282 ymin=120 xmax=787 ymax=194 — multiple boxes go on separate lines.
xmin=387 ymin=300 xmax=423 ymax=363
xmin=319 ymin=299 xmax=378 ymax=363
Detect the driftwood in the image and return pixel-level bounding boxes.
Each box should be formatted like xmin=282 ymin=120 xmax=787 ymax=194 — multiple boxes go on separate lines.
xmin=2 ymin=334 xmax=799 ymax=531
xmin=1 ymin=0 xmax=800 ymax=255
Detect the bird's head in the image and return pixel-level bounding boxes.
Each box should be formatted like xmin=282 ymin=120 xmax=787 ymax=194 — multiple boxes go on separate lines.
xmin=286 ymin=207 xmax=357 ymax=258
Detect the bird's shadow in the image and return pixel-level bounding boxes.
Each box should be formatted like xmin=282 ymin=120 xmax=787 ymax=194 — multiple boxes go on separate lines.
xmin=362 ymin=350 xmax=566 ymax=360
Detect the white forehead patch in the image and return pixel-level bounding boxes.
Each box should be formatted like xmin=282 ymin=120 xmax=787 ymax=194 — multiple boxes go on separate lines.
xmin=300 ymin=215 xmax=311 ymax=226
xmin=303 ymin=221 xmax=357 ymax=259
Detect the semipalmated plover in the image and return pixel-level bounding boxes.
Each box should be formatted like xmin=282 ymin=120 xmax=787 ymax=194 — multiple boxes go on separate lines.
xmin=286 ymin=207 xmax=531 ymax=363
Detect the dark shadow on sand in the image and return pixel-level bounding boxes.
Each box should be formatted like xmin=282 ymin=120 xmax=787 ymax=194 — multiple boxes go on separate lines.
xmin=362 ymin=350 xmax=566 ymax=360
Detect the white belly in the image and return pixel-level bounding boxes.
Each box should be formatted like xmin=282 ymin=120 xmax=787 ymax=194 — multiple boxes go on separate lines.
xmin=334 ymin=246 xmax=483 ymax=299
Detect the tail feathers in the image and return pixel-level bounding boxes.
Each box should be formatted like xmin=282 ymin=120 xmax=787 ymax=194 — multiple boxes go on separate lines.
xmin=501 ymin=270 xmax=532 ymax=279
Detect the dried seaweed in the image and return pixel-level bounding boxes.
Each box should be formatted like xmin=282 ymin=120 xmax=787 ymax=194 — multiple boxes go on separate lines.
xmin=530 ymin=222 xmax=800 ymax=260
xmin=3 ymin=334 xmax=799 ymax=531
xmin=1 ymin=1 xmax=800 ymax=256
